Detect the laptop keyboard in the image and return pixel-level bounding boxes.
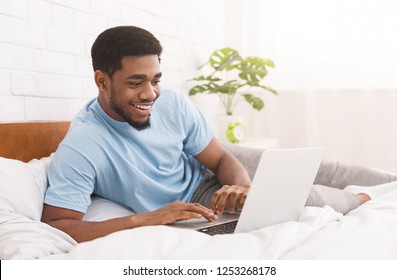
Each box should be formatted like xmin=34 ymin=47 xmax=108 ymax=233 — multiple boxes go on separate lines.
xmin=197 ymin=220 xmax=238 ymax=236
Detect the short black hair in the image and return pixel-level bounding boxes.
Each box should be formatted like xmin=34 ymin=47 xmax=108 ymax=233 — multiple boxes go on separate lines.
xmin=91 ymin=26 xmax=163 ymax=78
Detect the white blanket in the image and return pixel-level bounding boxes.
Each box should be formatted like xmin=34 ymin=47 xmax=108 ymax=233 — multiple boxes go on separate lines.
xmin=282 ymin=189 xmax=397 ymax=259
xmin=38 ymin=189 xmax=397 ymax=260
xmin=2 ymin=156 xmax=397 ymax=260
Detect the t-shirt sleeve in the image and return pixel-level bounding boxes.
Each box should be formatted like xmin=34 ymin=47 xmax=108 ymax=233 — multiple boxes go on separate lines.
xmin=181 ymin=93 xmax=214 ymax=156
xmin=44 ymin=144 xmax=96 ymax=213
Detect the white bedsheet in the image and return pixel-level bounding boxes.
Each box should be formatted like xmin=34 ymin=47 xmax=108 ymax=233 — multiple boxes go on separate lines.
xmin=37 ymin=188 xmax=397 ymax=260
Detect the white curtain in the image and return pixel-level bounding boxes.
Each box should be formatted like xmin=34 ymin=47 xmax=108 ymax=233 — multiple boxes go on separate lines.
xmin=225 ymin=0 xmax=397 ymax=173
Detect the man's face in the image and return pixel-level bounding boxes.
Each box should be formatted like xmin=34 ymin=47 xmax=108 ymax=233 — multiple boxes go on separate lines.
xmin=98 ymin=55 xmax=162 ymax=130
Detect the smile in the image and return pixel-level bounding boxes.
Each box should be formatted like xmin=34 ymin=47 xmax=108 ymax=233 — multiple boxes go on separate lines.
xmin=132 ymin=104 xmax=151 ymax=110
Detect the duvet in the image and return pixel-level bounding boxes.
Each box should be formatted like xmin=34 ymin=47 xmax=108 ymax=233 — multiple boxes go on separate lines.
xmin=1 ymin=156 xmax=397 ymax=260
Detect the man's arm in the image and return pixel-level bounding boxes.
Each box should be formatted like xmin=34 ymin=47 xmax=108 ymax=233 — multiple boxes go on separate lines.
xmin=42 ymin=201 xmax=217 ymax=243
xmin=194 ymin=137 xmax=252 ymax=215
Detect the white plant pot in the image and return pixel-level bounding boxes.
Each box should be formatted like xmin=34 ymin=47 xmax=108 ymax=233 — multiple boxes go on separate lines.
xmin=217 ymin=114 xmax=245 ymax=143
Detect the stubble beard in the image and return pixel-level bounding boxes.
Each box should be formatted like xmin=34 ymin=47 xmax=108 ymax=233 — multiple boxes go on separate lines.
xmin=109 ymin=90 xmax=151 ymax=131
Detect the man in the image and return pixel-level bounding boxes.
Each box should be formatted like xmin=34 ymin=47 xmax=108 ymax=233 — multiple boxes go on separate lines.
xmin=42 ymin=26 xmax=397 ymax=243
xmin=42 ymin=26 xmax=252 ymax=243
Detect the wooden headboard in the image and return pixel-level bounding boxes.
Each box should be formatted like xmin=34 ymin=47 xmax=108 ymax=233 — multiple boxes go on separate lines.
xmin=0 ymin=121 xmax=70 ymax=162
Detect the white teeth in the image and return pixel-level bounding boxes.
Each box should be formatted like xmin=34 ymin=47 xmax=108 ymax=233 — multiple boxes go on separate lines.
xmin=133 ymin=104 xmax=151 ymax=110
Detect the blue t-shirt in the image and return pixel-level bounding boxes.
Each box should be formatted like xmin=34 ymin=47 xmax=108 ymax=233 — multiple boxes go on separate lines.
xmin=44 ymin=87 xmax=214 ymax=214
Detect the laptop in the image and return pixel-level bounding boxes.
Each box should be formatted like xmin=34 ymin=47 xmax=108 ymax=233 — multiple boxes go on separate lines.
xmin=170 ymin=147 xmax=324 ymax=235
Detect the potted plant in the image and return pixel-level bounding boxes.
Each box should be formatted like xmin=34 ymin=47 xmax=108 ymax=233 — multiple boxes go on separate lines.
xmin=188 ymin=47 xmax=277 ymax=142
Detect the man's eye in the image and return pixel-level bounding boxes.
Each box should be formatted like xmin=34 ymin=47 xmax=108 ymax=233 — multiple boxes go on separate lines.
xmin=129 ymin=82 xmax=142 ymax=88
xmin=152 ymin=80 xmax=161 ymax=86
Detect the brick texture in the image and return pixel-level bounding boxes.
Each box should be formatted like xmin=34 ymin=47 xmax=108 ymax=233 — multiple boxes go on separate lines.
xmin=0 ymin=0 xmax=225 ymax=121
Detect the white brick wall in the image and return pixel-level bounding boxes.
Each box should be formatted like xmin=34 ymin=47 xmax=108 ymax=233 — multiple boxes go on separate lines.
xmin=0 ymin=0 xmax=225 ymax=122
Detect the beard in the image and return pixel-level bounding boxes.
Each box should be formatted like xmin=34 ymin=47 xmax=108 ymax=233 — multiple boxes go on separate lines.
xmin=109 ymin=88 xmax=151 ymax=131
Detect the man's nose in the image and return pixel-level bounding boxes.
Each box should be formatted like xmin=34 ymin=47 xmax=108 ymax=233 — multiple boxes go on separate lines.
xmin=139 ymin=83 xmax=157 ymax=100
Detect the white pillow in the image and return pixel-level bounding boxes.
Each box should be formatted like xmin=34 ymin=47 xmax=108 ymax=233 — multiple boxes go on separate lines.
xmin=0 ymin=211 xmax=77 ymax=260
xmin=0 ymin=156 xmax=52 ymax=221
xmin=0 ymin=155 xmax=78 ymax=260
xmin=83 ymin=196 xmax=135 ymax=221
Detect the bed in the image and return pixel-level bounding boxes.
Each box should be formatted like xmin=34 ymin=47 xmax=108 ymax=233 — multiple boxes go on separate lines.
xmin=1 ymin=121 xmax=397 ymax=261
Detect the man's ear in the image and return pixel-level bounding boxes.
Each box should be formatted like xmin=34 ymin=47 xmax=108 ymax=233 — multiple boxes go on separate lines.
xmin=94 ymin=70 xmax=108 ymax=92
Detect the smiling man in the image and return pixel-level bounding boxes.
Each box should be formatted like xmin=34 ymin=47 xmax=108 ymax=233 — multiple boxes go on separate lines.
xmin=41 ymin=26 xmax=252 ymax=242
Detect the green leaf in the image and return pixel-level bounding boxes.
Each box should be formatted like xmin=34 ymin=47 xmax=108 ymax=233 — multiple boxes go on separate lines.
xmin=256 ymin=85 xmax=278 ymax=95
xmin=262 ymin=58 xmax=275 ymax=68
xmin=242 ymin=94 xmax=265 ymax=111
xmin=189 ymin=85 xmax=208 ymax=96
xmin=189 ymin=75 xmax=221 ymax=82
xmin=238 ymin=57 xmax=270 ymax=83
xmin=217 ymin=84 xmax=237 ymax=94
xmin=189 ymin=83 xmax=224 ymax=95
xmin=209 ymin=47 xmax=241 ymax=71
xmin=220 ymin=80 xmax=247 ymax=94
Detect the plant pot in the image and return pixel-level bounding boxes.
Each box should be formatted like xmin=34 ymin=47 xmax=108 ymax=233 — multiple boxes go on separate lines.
xmin=217 ymin=115 xmax=245 ymax=143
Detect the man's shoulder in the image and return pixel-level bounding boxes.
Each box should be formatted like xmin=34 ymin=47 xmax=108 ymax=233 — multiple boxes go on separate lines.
xmin=62 ymin=121 xmax=106 ymax=152
xmin=158 ymin=86 xmax=190 ymax=108
xmin=162 ymin=86 xmax=189 ymax=98
xmin=62 ymin=105 xmax=109 ymax=152
xmin=160 ymin=86 xmax=178 ymax=94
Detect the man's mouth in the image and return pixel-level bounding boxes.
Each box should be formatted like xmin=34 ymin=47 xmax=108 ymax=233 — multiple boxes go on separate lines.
xmin=132 ymin=104 xmax=152 ymax=110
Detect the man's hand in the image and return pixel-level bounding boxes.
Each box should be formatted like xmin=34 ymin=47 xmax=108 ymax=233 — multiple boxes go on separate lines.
xmin=194 ymin=137 xmax=252 ymax=215
xmin=42 ymin=201 xmax=217 ymax=243
xmin=135 ymin=201 xmax=218 ymax=226
xmin=209 ymin=185 xmax=249 ymax=215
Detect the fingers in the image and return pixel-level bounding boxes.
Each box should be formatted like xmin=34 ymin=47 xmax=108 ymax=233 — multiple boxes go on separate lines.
xmin=236 ymin=193 xmax=247 ymax=210
xmin=151 ymin=201 xmax=218 ymax=225
xmin=182 ymin=202 xmax=218 ymax=222
xmin=210 ymin=185 xmax=248 ymax=215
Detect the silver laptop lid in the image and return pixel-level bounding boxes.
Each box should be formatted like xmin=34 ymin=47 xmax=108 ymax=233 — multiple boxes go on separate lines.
xmin=234 ymin=147 xmax=323 ymax=233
